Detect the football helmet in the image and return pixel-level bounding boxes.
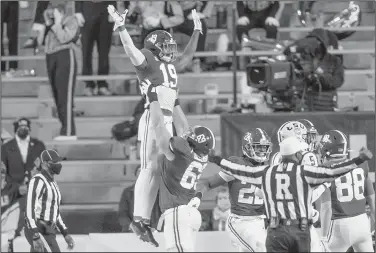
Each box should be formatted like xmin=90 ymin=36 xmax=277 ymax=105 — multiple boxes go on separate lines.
xmin=186 ymin=126 xmax=215 ymax=156
xmin=144 ymin=30 xmax=177 ymax=63
xmin=242 ymin=128 xmax=272 ymax=163
xmin=298 ymin=119 xmax=318 ymax=150
xmin=277 ymin=121 xmax=307 ymax=144
xmin=317 ymin=130 xmax=349 ymax=159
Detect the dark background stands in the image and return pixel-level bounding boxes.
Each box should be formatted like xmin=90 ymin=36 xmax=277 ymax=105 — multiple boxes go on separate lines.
xmin=1 ymin=1 xmax=19 ymax=71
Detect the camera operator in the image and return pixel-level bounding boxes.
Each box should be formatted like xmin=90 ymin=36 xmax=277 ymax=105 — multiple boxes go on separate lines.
xmin=284 ymin=28 xmax=344 ymax=111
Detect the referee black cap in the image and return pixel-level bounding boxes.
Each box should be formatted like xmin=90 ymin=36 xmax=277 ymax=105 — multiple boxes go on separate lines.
xmin=40 ymin=149 xmax=66 ymax=163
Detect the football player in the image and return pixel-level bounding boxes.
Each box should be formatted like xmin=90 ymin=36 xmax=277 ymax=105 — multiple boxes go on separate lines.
xmin=271 ymin=120 xmax=326 ymax=252
xmin=199 ymin=128 xmax=272 ymax=252
xmin=147 ymin=83 xmax=215 ymax=251
xmin=319 ymin=130 xmax=375 ymax=252
xmin=107 ymin=5 xmax=203 ymax=245
xmin=298 ymin=119 xmax=319 ymax=152
xmin=1 ymin=163 xmax=20 ymax=253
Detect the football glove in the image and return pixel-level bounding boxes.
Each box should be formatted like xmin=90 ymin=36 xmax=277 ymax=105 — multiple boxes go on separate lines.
xmin=107 ymin=5 xmax=128 ymax=31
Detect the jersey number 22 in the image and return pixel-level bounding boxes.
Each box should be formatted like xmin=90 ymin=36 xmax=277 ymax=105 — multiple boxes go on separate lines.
xmin=238 ymin=182 xmax=263 ymax=205
xmin=160 ymin=63 xmax=177 ymax=88
xmin=180 ymin=161 xmax=206 ymax=190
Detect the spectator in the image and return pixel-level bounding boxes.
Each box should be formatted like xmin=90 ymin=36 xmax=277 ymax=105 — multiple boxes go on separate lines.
xmin=128 ymin=1 xmax=184 ymax=46
xmin=44 ymin=2 xmax=80 ymax=141
xmin=118 ymin=166 xmax=161 ymax=232
xmin=175 ymin=1 xmax=214 ymax=72
xmin=75 ymin=1 xmax=126 ymax=96
xmin=1 ymin=162 xmax=20 ymax=253
xmin=211 ymin=187 xmax=231 ymax=231
xmin=1 ymin=1 xmax=19 ymax=72
xmin=23 ymin=1 xmax=50 ymax=50
xmin=236 ymin=1 xmax=281 ymax=44
xmin=1 ymin=117 xmax=46 ymax=242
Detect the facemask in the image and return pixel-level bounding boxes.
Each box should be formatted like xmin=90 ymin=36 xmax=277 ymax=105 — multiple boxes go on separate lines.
xmin=49 ymin=163 xmax=62 ymax=175
xmin=17 ymin=129 xmax=29 ymax=140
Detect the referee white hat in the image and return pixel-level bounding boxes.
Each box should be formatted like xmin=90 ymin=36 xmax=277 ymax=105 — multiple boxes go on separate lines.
xmin=279 ymin=136 xmax=309 ymax=156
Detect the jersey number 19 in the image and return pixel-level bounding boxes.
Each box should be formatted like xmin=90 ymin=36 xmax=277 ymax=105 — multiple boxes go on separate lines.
xmin=160 ymin=63 xmax=177 ymax=88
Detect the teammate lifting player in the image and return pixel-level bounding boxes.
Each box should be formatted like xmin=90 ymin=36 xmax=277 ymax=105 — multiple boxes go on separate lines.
xmin=146 ymin=82 xmax=216 ymax=251
xmin=318 ymin=130 xmax=375 ymax=252
xmin=107 ymin=5 xmax=203 ymax=246
xmin=198 ymin=128 xmax=271 ymax=252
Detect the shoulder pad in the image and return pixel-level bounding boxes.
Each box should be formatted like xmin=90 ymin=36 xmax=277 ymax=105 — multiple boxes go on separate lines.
xmin=170 ymin=136 xmax=191 ymax=155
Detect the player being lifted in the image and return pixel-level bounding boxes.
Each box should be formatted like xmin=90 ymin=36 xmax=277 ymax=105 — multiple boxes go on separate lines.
xmin=146 ymin=82 xmax=216 ymax=251
xmin=318 ymin=130 xmax=375 ymax=252
xmin=107 ymin=5 xmax=203 ymax=245
xmin=199 ymin=128 xmax=272 ymax=252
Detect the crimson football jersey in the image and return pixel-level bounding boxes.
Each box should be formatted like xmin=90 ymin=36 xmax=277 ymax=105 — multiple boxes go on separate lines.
xmin=158 ymin=137 xmax=208 ymax=213
xmin=136 ymin=48 xmax=178 ymax=112
xmin=330 ymin=161 xmax=369 ymax=219
xmin=219 ymin=156 xmax=265 ymax=217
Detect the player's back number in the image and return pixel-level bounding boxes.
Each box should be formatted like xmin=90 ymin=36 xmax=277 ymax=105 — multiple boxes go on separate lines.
xmin=335 ymin=168 xmax=365 ymax=202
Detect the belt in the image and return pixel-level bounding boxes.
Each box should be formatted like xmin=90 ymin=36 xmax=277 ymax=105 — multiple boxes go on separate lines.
xmin=38 ymin=220 xmax=56 ymax=229
xmin=268 ymin=217 xmax=312 ymax=230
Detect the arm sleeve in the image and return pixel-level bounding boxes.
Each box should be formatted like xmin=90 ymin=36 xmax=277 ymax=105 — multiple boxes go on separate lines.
xmin=312 ymin=184 xmax=329 ymax=203
xmin=169 ymin=136 xmax=190 ymax=156
xmin=218 ymin=159 xmax=265 ymax=185
xmin=160 ymin=2 xmax=184 ymax=29
xmin=303 ymin=157 xmax=362 ymax=186
xmin=316 ymin=57 xmax=344 ymax=90
xmin=57 ymin=214 xmax=68 ymax=236
xmin=25 ymin=177 xmax=45 ymax=234
xmin=50 ymin=16 xmax=80 ymax=44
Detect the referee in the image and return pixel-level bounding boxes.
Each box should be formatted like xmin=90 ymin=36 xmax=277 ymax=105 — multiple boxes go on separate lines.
xmin=24 ymin=149 xmax=74 ymax=252
xmin=209 ymin=136 xmax=372 ymax=252
xmin=44 ymin=2 xmax=80 ymax=141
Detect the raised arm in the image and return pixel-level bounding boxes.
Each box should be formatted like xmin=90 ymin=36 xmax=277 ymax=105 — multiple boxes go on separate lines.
xmin=25 ymin=177 xmax=45 ymax=237
xmin=174 ymin=10 xmax=202 ymax=72
xmin=107 ymin=5 xmax=147 ymax=69
xmin=172 ymin=99 xmax=189 ymax=137
xmin=209 ymin=155 xmax=265 ymax=185
xmin=303 ymin=156 xmax=368 ymax=186
xmin=147 ymin=86 xmax=175 ymax=161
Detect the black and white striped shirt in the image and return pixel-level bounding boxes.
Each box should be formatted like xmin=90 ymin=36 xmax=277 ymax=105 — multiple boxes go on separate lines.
xmin=25 ymin=170 xmax=67 ymax=235
xmin=218 ymin=158 xmax=361 ymax=221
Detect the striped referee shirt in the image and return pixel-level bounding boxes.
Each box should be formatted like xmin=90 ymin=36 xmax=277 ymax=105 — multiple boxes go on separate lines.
xmin=218 ymin=157 xmax=361 ymax=221
xmin=25 ymin=170 xmax=67 ymax=236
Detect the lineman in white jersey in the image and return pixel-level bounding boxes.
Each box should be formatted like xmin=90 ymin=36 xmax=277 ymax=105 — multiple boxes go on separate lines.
xmin=270 ymin=120 xmax=328 ymax=251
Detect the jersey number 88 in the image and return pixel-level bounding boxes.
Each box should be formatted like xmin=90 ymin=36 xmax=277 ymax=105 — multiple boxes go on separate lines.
xmin=335 ymin=168 xmax=365 ymax=202
xmin=180 ymin=161 xmax=206 ymax=190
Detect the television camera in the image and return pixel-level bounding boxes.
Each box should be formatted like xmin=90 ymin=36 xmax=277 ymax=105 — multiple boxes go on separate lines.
xmin=245 ymin=1 xmax=361 ymax=111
